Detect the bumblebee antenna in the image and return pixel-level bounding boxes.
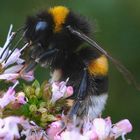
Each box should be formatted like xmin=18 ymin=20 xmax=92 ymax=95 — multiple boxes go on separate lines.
xmin=66 ymin=25 xmax=140 ymax=90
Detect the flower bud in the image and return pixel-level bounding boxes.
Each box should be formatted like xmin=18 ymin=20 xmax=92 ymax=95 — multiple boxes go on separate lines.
xmin=112 ymin=119 xmax=132 ymax=138
xmin=24 ymin=86 xmax=35 ymax=97
xmin=65 ymin=86 xmax=73 ymax=97
xmin=38 ymin=107 xmax=47 ymax=113
xmin=47 ymin=114 xmax=56 ymax=122
xmin=39 ymin=102 xmax=47 ymax=108
xmin=29 ymin=104 xmax=37 ymax=112
xmin=29 ymin=95 xmax=38 ymax=104
xmin=41 ymin=112 xmax=48 ymax=123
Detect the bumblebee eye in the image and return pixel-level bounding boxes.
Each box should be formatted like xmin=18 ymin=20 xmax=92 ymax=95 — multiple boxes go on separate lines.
xmin=35 ymin=21 xmax=48 ymax=32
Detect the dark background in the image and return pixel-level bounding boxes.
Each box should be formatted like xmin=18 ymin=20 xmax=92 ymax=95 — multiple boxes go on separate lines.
xmin=0 ymin=0 xmax=140 ymax=139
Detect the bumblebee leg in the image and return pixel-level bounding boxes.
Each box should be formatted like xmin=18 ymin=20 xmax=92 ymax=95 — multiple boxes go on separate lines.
xmin=23 ymin=44 xmax=44 ymax=73
xmin=77 ymin=68 xmax=87 ymax=100
xmin=24 ymin=60 xmax=37 ymax=73
xmin=30 ymin=44 xmax=44 ymax=59
xmin=35 ymin=48 xmax=58 ymax=63
xmin=68 ymin=69 xmax=87 ymax=118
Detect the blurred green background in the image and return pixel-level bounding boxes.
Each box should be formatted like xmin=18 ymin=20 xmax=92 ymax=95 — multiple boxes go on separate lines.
xmin=0 ymin=0 xmax=140 ymax=139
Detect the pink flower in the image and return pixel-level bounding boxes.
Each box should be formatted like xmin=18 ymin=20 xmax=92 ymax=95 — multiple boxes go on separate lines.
xmin=0 ymin=65 xmax=23 ymax=82
xmin=2 ymin=48 xmax=23 ymax=68
xmin=51 ymin=81 xmax=67 ymax=102
xmin=112 ymin=119 xmax=132 ymax=139
xmin=51 ymin=79 xmax=73 ymax=103
xmin=46 ymin=121 xmax=63 ymax=139
xmin=61 ymin=130 xmax=89 ymax=140
xmin=83 ymin=120 xmax=98 ymax=140
xmin=0 ymin=81 xmax=18 ymax=109
xmin=4 ymin=65 xmax=24 ymax=74
xmin=59 ymin=81 xmax=67 ymax=93
xmin=92 ymin=117 xmax=112 ymax=140
xmin=54 ymin=135 xmax=61 ymax=140
xmin=84 ymin=131 xmax=98 ymax=140
xmin=0 ymin=87 xmax=15 ymax=109
xmin=0 ymin=65 xmax=34 ymax=82
xmin=0 ymin=116 xmax=22 ymax=140
xmin=0 ymin=25 xmax=33 ymax=82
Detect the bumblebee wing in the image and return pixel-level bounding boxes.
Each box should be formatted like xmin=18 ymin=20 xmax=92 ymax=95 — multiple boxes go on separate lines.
xmin=67 ymin=25 xmax=140 ymax=90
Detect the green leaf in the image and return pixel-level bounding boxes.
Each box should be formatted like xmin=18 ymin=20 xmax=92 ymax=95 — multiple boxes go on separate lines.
xmin=20 ymin=103 xmax=30 ymax=117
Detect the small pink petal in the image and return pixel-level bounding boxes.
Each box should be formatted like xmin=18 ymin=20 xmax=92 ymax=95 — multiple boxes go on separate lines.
xmin=52 ymin=82 xmax=60 ymax=93
xmin=66 ymin=86 xmax=73 ymax=97
xmin=61 ymin=130 xmax=89 ymax=140
xmin=92 ymin=118 xmax=111 ymax=139
xmin=84 ymin=131 xmax=98 ymax=140
xmin=4 ymin=65 xmax=23 ymax=74
xmin=105 ymin=117 xmax=112 ymax=135
xmin=59 ymin=81 xmax=67 ymax=94
xmin=54 ymin=135 xmax=61 ymax=140
xmin=17 ymin=58 xmax=25 ymax=64
xmin=46 ymin=121 xmax=63 ymax=139
xmin=0 ymin=87 xmax=15 ymax=108
xmin=0 ymin=73 xmax=19 ymax=81
xmin=51 ymin=91 xmax=64 ymax=103
xmin=3 ymin=49 xmax=21 ymax=67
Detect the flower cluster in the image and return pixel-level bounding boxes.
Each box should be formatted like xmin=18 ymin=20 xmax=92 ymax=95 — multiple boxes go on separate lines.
xmin=21 ymin=79 xmax=73 ymax=127
xmin=0 ymin=116 xmax=48 ymax=140
xmin=0 ymin=25 xmax=34 ymax=83
xmin=46 ymin=117 xmax=132 ymax=140
xmin=0 ymin=116 xmax=23 ymax=139
xmin=0 ymin=26 xmax=133 ymax=140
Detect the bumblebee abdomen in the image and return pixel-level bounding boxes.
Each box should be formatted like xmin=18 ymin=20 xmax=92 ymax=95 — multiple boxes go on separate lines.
xmin=88 ymin=55 xmax=108 ymax=76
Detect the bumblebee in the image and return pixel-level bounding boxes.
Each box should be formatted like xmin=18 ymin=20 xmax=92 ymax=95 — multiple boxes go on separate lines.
xmin=23 ymin=6 xmax=138 ymax=119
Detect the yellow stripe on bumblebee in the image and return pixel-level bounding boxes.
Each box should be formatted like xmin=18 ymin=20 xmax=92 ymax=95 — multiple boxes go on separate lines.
xmin=88 ymin=55 xmax=108 ymax=76
xmin=49 ymin=6 xmax=69 ymax=32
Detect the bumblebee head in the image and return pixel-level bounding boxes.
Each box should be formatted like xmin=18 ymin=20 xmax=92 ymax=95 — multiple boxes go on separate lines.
xmin=24 ymin=6 xmax=90 ymax=52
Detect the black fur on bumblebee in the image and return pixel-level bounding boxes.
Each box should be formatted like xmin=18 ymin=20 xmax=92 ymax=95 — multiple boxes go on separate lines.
xmin=23 ymin=6 xmax=139 ymax=119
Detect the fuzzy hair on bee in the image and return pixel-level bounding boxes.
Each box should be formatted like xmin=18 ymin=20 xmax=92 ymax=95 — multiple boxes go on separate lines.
xmin=23 ymin=6 xmax=109 ymax=119
xmin=23 ymin=6 xmax=138 ymax=119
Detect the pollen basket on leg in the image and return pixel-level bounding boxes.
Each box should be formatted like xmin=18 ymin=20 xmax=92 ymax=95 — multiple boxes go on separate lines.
xmin=88 ymin=55 xmax=108 ymax=76
xmin=49 ymin=6 xmax=69 ymax=32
